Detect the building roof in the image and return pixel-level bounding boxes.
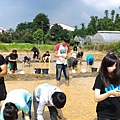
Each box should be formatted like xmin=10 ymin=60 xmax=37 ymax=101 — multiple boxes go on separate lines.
xmin=50 ymin=23 xmax=75 ymax=31
xmin=0 ymin=27 xmax=7 ymax=33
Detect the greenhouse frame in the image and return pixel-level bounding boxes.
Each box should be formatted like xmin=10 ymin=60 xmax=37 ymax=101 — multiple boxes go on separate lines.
xmin=92 ymin=31 xmax=120 ymax=44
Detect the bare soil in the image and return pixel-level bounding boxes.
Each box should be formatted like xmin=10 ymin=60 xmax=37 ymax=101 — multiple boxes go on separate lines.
xmin=1 ymin=51 xmax=106 ymax=120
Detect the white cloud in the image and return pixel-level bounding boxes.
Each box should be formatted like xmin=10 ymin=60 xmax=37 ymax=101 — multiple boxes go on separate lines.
xmin=1 ymin=0 xmax=120 ymax=29
xmin=81 ymin=0 xmax=120 ymax=11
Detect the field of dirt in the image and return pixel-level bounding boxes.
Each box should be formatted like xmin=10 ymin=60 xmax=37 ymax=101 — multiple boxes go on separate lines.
xmin=1 ymin=50 xmax=107 ymax=120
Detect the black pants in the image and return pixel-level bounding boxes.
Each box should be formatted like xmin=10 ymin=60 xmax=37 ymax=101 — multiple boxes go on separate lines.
xmin=98 ymin=116 xmax=120 ymax=120
xmin=33 ymin=92 xmax=58 ymax=120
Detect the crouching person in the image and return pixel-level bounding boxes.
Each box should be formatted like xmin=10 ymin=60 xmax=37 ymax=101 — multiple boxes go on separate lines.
xmin=1 ymin=89 xmax=32 ymax=120
xmin=33 ymin=83 xmax=66 ymax=120
xmin=67 ymin=57 xmax=78 ymax=71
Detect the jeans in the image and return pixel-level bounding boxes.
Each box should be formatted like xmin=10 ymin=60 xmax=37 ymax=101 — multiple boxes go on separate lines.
xmin=33 ymin=92 xmax=58 ymax=120
xmin=22 ymin=98 xmax=32 ymax=120
xmin=33 ymin=92 xmax=39 ymax=120
xmin=56 ymin=64 xmax=69 ymax=80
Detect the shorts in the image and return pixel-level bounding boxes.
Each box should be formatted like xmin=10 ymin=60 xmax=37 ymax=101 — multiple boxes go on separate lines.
xmin=9 ymin=63 xmax=16 ymax=70
xmin=33 ymin=54 xmax=39 ymax=59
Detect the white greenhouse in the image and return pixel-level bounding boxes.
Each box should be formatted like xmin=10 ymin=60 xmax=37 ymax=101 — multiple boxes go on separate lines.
xmin=85 ymin=35 xmax=93 ymax=44
xmin=74 ymin=36 xmax=84 ymax=46
xmin=92 ymin=31 xmax=120 ymax=44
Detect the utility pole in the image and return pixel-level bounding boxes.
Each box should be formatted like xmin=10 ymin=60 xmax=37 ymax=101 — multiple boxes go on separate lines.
xmin=41 ymin=21 xmax=43 ymax=44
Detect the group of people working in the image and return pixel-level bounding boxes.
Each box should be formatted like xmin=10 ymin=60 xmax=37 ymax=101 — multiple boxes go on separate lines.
xmin=53 ymin=37 xmax=120 ymax=120
xmin=1 ymin=36 xmax=120 ymax=119
xmin=0 ymin=83 xmax=66 ymax=120
xmin=0 ymin=51 xmax=65 ymax=120
xmin=4 ymin=48 xmax=51 ymax=74
xmin=30 ymin=47 xmax=50 ymax=63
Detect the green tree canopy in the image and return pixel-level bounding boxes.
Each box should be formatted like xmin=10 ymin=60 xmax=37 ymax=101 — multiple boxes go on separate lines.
xmin=33 ymin=13 xmax=50 ymax=34
xmin=33 ymin=29 xmax=43 ymax=44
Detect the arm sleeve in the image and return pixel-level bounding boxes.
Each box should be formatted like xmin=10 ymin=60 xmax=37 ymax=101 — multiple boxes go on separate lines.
xmin=92 ymin=75 xmax=103 ymax=90
xmin=37 ymin=97 xmax=46 ymax=120
xmin=54 ymin=44 xmax=60 ymax=51
xmin=22 ymin=104 xmax=29 ymax=114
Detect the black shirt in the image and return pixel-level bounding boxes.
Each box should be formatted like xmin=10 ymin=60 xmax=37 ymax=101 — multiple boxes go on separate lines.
xmin=42 ymin=53 xmax=50 ymax=57
xmin=9 ymin=53 xmax=18 ymax=63
xmin=0 ymin=54 xmax=5 ymax=65
xmin=93 ymin=74 xmax=120 ymax=119
xmin=0 ymin=54 xmax=5 ymax=83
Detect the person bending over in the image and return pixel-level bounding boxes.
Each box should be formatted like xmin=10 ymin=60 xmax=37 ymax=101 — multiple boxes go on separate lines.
xmin=22 ymin=56 xmax=31 ymax=68
xmin=42 ymin=51 xmax=50 ymax=63
xmin=1 ymin=89 xmax=32 ymax=120
xmin=33 ymin=83 xmax=66 ymax=120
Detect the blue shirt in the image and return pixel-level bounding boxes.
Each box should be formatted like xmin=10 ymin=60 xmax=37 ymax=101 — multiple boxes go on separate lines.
xmin=0 ymin=89 xmax=32 ymax=120
xmin=86 ymin=54 xmax=94 ymax=65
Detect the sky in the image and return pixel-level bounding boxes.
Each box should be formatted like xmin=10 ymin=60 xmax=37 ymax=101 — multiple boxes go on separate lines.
xmin=0 ymin=0 xmax=120 ymax=30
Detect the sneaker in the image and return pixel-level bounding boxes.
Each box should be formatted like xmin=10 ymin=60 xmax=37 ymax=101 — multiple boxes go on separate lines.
xmin=72 ymin=69 xmax=76 ymax=73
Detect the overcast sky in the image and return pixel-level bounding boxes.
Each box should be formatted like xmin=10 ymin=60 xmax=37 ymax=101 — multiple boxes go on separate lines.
xmin=0 ymin=0 xmax=120 ymax=30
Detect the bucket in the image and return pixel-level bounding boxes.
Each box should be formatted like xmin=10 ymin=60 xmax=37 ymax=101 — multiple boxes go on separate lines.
xmin=42 ymin=69 xmax=49 ymax=74
xmin=92 ymin=67 xmax=97 ymax=72
xmin=34 ymin=68 xmax=41 ymax=74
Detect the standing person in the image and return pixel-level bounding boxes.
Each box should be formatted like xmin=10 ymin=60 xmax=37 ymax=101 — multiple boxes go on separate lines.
xmin=30 ymin=47 xmax=40 ymax=62
xmin=54 ymin=37 xmax=70 ymax=86
xmin=0 ymin=54 xmax=7 ymax=109
xmin=8 ymin=50 xmax=18 ymax=74
xmin=1 ymin=89 xmax=32 ymax=120
xmin=33 ymin=83 xmax=66 ymax=120
xmin=93 ymin=52 xmax=120 ymax=120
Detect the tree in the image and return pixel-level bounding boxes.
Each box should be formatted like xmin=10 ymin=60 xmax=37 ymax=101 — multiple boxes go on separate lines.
xmin=111 ymin=10 xmax=115 ymax=21
xmin=15 ymin=22 xmax=27 ymax=40
xmin=50 ymin=24 xmax=64 ymax=41
xmin=33 ymin=13 xmax=50 ymax=34
xmin=114 ymin=14 xmax=120 ymax=30
xmin=33 ymin=29 xmax=43 ymax=44
xmin=8 ymin=28 xmax=14 ymax=40
xmin=22 ymin=31 xmax=33 ymax=43
xmin=87 ymin=16 xmax=98 ymax=35
xmin=104 ymin=10 xmax=109 ymax=18
xmin=44 ymin=33 xmax=52 ymax=44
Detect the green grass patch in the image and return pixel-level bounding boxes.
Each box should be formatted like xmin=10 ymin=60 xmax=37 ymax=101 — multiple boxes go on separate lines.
xmin=0 ymin=43 xmax=55 ymax=52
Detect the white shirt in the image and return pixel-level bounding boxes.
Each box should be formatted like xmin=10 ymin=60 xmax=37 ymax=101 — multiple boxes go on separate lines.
xmin=55 ymin=44 xmax=68 ymax=64
xmin=34 ymin=83 xmax=62 ymax=120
